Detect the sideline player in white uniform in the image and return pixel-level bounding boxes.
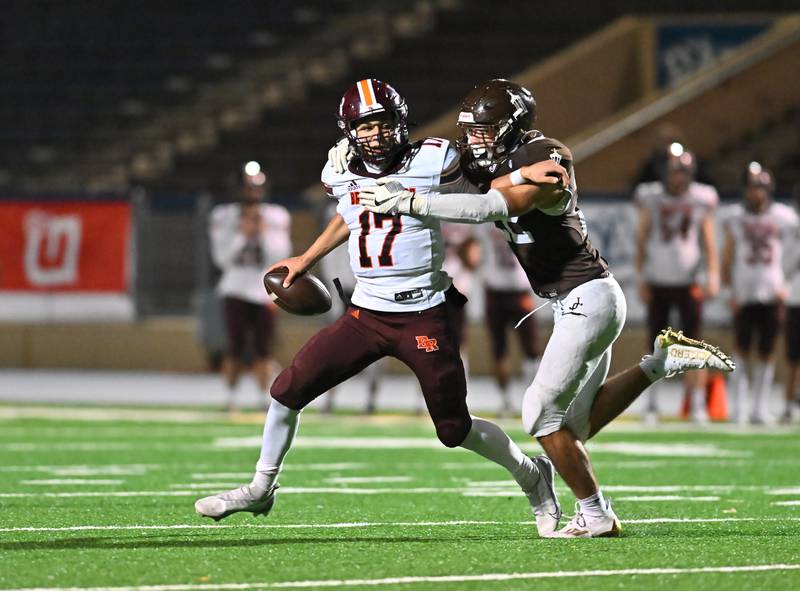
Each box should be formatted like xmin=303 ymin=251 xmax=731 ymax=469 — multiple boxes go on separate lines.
xmin=782 ymin=186 xmax=800 ymax=423
xmin=474 ymin=223 xmax=540 ymax=415
xmin=196 ymin=80 xmax=561 ymax=534
xmin=359 ymin=79 xmax=734 ymax=537
xmin=722 ymin=163 xmax=800 ymax=424
xmin=209 ymin=163 xmax=291 ymax=410
xmin=634 ymin=144 xmax=720 ymax=424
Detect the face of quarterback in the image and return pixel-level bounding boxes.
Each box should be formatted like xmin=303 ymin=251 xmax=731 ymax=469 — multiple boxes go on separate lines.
xmin=353 ymin=115 xmax=397 ymax=165
xmin=744 ymin=185 xmax=770 ymax=213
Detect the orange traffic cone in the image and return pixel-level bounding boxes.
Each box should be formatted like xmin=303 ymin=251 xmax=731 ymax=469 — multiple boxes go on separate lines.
xmin=706 ymin=372 xmax=728 ymax=421
xmin=679 ymin=373 xmax=728 ymax=421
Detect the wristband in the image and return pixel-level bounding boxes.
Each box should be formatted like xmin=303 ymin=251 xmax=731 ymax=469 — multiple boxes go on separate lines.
xmin=510 ymin=169 xmax=527 ymax=186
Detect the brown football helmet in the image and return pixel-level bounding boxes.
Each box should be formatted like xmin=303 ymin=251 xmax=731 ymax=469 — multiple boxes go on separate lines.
xmin=456 ymin=79 xmax=537 ymax=172
xmin=337 ymin=78 xmax=409 ymax=166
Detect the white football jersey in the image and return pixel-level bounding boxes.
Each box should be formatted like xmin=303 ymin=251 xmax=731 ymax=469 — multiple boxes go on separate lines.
xmin=209 ymin=202 xmax=292 ymax=304
xmin=724 ymin=202 xmax=799 ymax=304
xmin=785 ymin=219 xmax=800 ymax=306
xmin=322 ymin=139 xmax=471 ymax=312
xmin=441 ymin=222 xmax=475 ymax=296
xmin=474 ymin=223 xmax=530 ymax=292
xmin=635 ymin=181 xmax=718 ymax=285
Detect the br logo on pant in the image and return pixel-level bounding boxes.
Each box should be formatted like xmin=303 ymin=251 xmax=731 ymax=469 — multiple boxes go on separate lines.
xmin=416 ymin=336 xmax=439 ymax=352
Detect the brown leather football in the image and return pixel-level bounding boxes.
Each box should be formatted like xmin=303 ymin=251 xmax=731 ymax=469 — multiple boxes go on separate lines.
xmin=263 ymin=267 xmax=332 ymax=316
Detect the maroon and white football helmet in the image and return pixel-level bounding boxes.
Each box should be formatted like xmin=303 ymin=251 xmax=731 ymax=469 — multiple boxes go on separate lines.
xmin=337 ymin=79 xmax=409 ymax=166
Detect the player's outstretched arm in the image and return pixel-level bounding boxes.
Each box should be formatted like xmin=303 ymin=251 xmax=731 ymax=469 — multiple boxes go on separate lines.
xmin=359 ymin=161 xmax=569 ymax=223
xmin=267 ymin=214 xmax=349 ymax=287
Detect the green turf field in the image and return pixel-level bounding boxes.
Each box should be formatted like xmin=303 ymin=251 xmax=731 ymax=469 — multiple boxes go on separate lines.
xmin=1 ymin=408 xmax=799 ymax=590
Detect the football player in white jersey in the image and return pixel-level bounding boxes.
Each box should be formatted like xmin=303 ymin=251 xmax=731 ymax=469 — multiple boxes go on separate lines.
xmin=359 ymin=79 xmax=734 ymax=537
xmin=208 ymin=162 xmax=291 ymax=410
xmin=196 ymin=79 xmax=562 ymax=535
xmin=722 ymin=163 xmax=800 ymax=424
xmin=473 ymin=223 xmax=540 ymax=415
xmin=317 ymin=201 xmax=387 ymax=414
xmin=634 ymin=144 xmax=720 ymax=424
xmin=782 ymin=186 xmax=800 ymax=423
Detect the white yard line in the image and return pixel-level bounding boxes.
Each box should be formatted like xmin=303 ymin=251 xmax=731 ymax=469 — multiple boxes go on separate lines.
xmin=772 ymin=500 xmax=800 ymax=506
xmin=766 ymin=487 xmax=800 ymax=495
xmin=2 ymin=516 xmax=798 ymax=533
xmin=18 ymin=479 xmax=124 ymax=486
xmin=0 ymin=483 xmax=786 ymax=498
xmin=210 ymin=437 xmax=751 ymax=458
xmin=2 ymin=564 xmax=798 ymax=590
xmin=615 ymin=495 xmax=721 ymax=502
xmin=324 ymin=477 xmax=412 ymax=484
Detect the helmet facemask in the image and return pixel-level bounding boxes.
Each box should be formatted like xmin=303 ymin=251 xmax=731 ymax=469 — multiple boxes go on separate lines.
xmin=339 ymin=109 xmax=408 ymax=167
xmin=456 ymin=119 xmax=515 ymax=171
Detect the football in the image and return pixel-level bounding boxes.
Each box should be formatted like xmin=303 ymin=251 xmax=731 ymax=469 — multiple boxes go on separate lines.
xmin=263 ymin=267 xmax=332 ymax=316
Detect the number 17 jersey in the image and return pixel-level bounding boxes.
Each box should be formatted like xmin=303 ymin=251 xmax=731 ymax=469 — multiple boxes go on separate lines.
xmin=321 ymin=138 xmax=467 ymax=312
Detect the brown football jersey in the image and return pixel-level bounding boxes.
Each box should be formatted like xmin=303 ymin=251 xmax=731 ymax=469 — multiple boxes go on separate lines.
xmin=465 ymin=132 xmax=608 ymax=298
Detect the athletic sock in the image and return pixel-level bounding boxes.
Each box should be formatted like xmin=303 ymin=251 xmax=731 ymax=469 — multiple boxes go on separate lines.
xmin=460 ymin=416 xmax=538 ymax=490
xmin=732 ymin=356 xmax=749 ymax=422
xmin=578 ymin=490 xmax=609 ymax=518
xmin=752 ymin=361 xmax=775 ymax=418
xmin=251 ymin=400 xmax=301 ymax=493
xmin=639 ymin=356 xmax=666 ymax=383
xmin=690 ymin=387 xmax=707 ymax=418
xmin=224 ymin=381 xmax=241 ymax=410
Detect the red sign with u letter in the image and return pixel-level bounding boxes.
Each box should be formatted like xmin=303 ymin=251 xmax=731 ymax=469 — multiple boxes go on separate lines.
xmin=0 ymin=201 xmax=131 ymax=292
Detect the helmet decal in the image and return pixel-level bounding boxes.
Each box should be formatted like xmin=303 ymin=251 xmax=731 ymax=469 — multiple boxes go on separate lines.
xmin=357 ymin=79 xmax=377 ymax=108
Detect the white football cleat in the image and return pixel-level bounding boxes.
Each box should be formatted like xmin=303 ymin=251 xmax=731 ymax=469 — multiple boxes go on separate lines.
xmin=523 ymin=455 xmax=562 ymax=536
xmin=649 ymin=327 xmax=735 ymax=378
xmin=195 ymin=483 xmax=279 ymax=522
xmin=546 ymin=500 xmax=621 ymax=538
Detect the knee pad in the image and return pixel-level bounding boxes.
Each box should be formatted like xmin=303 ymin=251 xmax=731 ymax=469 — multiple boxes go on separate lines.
xmin=435 ymin=417 xmax=472 ymax=448
xmin=269 ymin=367 xmax=306 ymax=411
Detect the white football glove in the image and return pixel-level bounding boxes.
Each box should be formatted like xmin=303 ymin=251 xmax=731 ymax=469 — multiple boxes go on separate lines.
xmin=358 ymin=180 xmax=420 ymax=215
xmin=327 ymin=137 xmax=355 ymax=174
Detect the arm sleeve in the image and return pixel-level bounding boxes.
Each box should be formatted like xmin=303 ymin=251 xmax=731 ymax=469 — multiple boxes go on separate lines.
xmin=415 ymin=188 xmax=509 ymax=223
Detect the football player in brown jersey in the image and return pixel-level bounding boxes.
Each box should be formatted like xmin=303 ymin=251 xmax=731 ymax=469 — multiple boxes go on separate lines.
xmin=361 ymin=79 xmax=734 ymax=537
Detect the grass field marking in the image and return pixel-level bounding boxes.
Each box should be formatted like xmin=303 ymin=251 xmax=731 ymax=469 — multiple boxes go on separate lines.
xmin=18 ymin=479 xmax=124 ymax=486
xmin=324 ymin=477 xmax=413 ymax=484
xmin=169 ymin=483 xmax=245 ymax=489
xmin=772 ymin=500 xmax=800 ymax=506
xmin=0 ymin=464 xmax=161 ymax=475
xmin=615 ymin=495 xmax=721 ymax=502
xmin=0 ymin=520 xmax=510 ymax=533
xmin=457 ymin=482 xmax=763 ymax=493
xmin=767 ymin=487 xmax=800 ymax=495
xmin=2 ymin=564 xmax=798 ymax=590
xmin=0 ymin=484 xmax=780 ymax=498
xmin=212 ymin=437 xmax=751 ymax=458
xmin=586 ymin=442 xmax=751 ymax=458
xmin=3 ymin=516 xmax=800 ymax=533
